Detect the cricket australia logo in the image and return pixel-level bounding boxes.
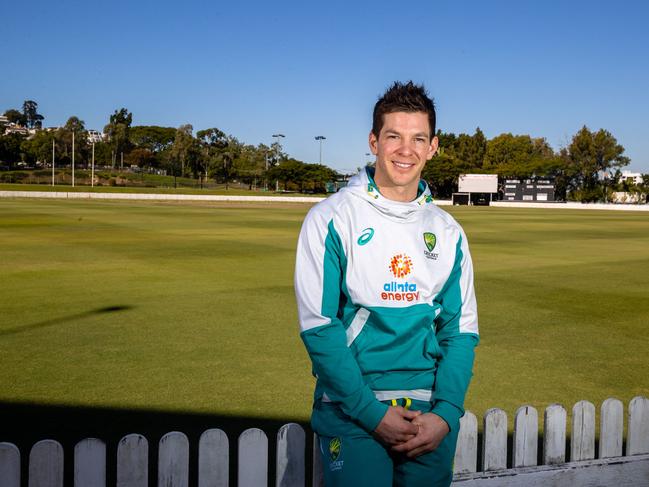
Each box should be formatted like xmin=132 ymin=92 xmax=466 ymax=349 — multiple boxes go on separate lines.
xmin=423 ymin=232 xmax=439 ymax=260
xmin=328 ymin=437 xmax=344 ymax=471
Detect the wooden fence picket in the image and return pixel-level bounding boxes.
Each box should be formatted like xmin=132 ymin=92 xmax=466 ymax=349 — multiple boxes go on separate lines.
xmin=29 ymin=440 xmax=63 ymax=487
xmin=512 ymin=405 xmax=537 ymax=467
xmin=482 ymin=408 xmax=507 ymax=471
xmin=276 ymin=423 xmax=305 ymax=487
xmin=543 ymin=404 xmax=566 ymax=465
xmin=158 ymin=432 xmax=189 ymax=487
xmin=0 ymin=442 xmax=20 ymax=487
xmin=453 ymin=411 xmax=477 ymax=473
xmin=198 ymin=428 xmax=229 ymax=487
xmin=628 ymin=396 xmax=649 ymax=455
xmin=74 ymin=438 xmax=106 ymax=487
xmin=116 ymin=434 xmax=148 ymax=487
xmin=600 ymin=398 xmax=624 ymax=458
xmin=571 ymin=400 xmax=595 ymax=462
xmin=312 ymin=434 xmax=324 ymax=487
xmin=238 ymin=428 xmax=267 ymax=487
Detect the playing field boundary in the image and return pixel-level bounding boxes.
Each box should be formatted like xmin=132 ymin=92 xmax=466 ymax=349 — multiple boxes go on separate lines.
xmin=1 ymin=190 xmax=648 ymax=211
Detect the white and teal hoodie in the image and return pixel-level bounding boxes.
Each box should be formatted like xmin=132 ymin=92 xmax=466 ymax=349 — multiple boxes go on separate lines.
xmin=295 ymin=167 xmax=479 ymax=434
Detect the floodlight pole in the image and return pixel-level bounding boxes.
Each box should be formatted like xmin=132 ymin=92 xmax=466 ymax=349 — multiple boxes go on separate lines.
xmin=315 ymin=135 xmax=326 ymax=164
xmin=272 ymin=133 xmax=285 ymax=192
xmin=72 ymin=131 xmax=75 ymax=187
xmin=51 ymin=138 xmax=55 ymax=186
xmin=91 ymin=142 xmax=95 ymax=187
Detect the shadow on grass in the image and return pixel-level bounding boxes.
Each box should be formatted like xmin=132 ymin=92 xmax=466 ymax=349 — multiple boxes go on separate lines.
xmin=0 ymin=400 xmax=311 ymax=487
xmin=0 ymin=305 xmax=134 ymax=338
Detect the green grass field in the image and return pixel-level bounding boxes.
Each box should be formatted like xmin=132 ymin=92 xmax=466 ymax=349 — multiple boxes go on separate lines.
xmin=1 ymin=198 xmax=648 ymax=428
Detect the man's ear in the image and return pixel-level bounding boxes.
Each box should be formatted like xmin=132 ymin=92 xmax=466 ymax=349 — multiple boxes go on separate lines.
xmin=428 ymin=136 xmax=439 ymax=159
xmin=368 ymin=132 xmax=378 ymax=155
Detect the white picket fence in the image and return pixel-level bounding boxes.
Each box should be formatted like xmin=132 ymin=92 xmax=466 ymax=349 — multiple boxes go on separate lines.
xmin=1 ymin=396 xmax=648 ymax=486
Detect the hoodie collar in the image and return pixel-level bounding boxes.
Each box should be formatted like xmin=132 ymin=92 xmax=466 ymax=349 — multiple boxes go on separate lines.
xmin=345 ymin=167 xmax=433 ymax=220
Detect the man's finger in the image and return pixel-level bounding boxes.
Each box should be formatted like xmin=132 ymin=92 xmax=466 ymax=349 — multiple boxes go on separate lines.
xmin=406 ymin=444 xmax=434 ymax=458
xmin=400 ymin=409 xmax=422 ymax=420
xmin=391 ymin=434 xmax=427 ymax=453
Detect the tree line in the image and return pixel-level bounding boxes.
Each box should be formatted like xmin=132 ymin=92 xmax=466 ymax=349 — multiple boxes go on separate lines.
xmin=1 ymin=100 xmax=646 ymax=201
xmin=0 ymin=102 xmax=337 ymax=192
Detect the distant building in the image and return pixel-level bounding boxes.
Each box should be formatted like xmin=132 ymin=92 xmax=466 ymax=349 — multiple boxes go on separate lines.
xmin=620 ymin=171 xmax=644 ymax=185
xmin=87 ymin=130 xmax=104 ymax=144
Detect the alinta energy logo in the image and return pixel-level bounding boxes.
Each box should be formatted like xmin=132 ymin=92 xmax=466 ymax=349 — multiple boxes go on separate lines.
xmin=381 ymin=253 xmax=419 ymax=302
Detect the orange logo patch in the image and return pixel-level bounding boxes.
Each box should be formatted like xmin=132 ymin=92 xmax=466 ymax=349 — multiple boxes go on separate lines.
xmin=389 ymin=254 xmax=413 ymax=278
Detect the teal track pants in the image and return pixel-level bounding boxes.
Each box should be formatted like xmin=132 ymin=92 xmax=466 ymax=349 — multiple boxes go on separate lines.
xmin=314 ymin=399 xmax=459 ymax=487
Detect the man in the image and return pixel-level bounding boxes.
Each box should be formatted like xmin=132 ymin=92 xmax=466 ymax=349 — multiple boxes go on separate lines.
xmin=294 ymin=81 xmax=479 ymax=486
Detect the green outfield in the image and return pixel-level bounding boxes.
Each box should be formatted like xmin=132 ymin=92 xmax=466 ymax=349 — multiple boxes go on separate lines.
xmin=1 ymin=199 xmax=648 ymax=427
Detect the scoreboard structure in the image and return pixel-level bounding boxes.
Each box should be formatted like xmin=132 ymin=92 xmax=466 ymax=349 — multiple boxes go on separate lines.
xmin=502 ymin=178 xmax=556 ymax=202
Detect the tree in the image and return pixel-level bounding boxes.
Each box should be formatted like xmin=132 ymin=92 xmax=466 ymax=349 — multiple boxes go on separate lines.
xmin=3 ymin=109 xmax=26 ymax=127
xmin=169 ymin=124 xmax=201 ymax=178
xmin=0 ymin=133 xmax=25 ymax=168
xmin=561 ymin=126 xmax=630 ymax=202
xmin=130 ymin=125 xmax=176 ymax=153
xmin=22 ymin=100 xmax=44 ymax=129
xmin=104 ymin=108 xmax=133 ymax=169
xmin=267 ymin=159 xmax=306 ymax=191
xmin=20 ymin=129 xmax=56 ymax=165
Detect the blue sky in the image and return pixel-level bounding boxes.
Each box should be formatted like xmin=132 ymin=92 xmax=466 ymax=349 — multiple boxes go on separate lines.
xmin=2 ymin=0 xmax=648 ymax=173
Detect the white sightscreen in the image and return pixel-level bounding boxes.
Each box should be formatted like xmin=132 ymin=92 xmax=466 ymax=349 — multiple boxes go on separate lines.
xmin=458 ymin=174 xmax=498 ymax=193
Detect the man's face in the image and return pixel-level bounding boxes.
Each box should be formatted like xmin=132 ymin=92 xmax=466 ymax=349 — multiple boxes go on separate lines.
xmin=369 ymin=111 xmax=438 ymax=200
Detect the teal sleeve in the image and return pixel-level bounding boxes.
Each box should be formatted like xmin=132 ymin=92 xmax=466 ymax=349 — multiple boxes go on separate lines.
xmin=296 ymin=217 xmax=388 ymax=432
xmin=301 ymin=325 xmax=389 ymax=432
xmin=432 ymin=233 xmax=479 ymax=431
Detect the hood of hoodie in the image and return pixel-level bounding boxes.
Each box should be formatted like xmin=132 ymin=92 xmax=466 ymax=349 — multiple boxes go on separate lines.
xmin=343 ymin=167 xmax=434 ymax=222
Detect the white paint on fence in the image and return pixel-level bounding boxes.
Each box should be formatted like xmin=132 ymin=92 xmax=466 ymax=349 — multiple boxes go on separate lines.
xmin=276 ymin=423 xmax=305 ymax=487
xmin=454 ymin=411 xmax=478 ymax=473
xmin=571 ymin=400 xmax=595 ymax=462
xmin=513 ymin=405 xmax=538 ymax=467
xmin=543 ymin=404 xmax=566 ymax=464
xmin=198 ymin=429 xmax=229 ymax=487
xmin=116 ymin=434 xmax=148 ymax=487
xmin=312 ymin=434 xmax=324 ymax=487
xmin=600 ymin=398 xmax=624 ymax=458
xmin=29 ymin=440 xmax=63 ymax=487
xmin=158 ymin=432 xmax=189 ymax=487
xmin=0 ymin=442 xmax=20 ymax=487
xmin=74 ymin=438 xmax=106 ymax=487
xmin=3 ymin=395 xmax=649 ymax=486
xmin=482 ymin=408 xmax=507 ymax=471
xmin=238 ymin=428 xmax=267 ymax=487
xmin=628 ymin=396 xmax=649 ymax=455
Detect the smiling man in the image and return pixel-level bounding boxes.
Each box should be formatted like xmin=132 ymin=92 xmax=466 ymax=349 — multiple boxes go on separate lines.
xmin=295 ymin=81 xmax=479 ymax=486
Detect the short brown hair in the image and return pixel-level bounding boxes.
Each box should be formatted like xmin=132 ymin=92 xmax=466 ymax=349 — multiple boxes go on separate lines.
xmin=372 ymin=81 xmax=436 ymax=140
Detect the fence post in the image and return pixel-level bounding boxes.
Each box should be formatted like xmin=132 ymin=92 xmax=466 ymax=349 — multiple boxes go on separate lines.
xmin=0 ymin=442 xmax=20 ymax=487
xmin=513 ymin=405 xmax=538 ymax=467
xmin=600 ymin=398 xmax=623 ymax=458
xmin=74 ymin=438 xmax=106 ymax=487
xmin=238 ymin=428 xmax=267 ymax=487
xmin=454 ymin=411 xmax=478 ymax=474
xmin=199 ymin=429 xmax=229 ymax=487
xmin=543 ymin=404 xmax=566 ymax=465
xmin=312 ymin=434 xmax=324 ymax=487
xmin=482 ymin=408 xmax=507 ymax=471
xmin=158 ymin=432 xmax=189 ymax=487
xmin=29 ymin=440 xmax=63 ymax=487
xmin=571 ymin=400 xmax=595 ymax=462
xmin=116 ymin=434 xmax=148 ymax=487
xmin=628 ymin=396 xmax=649 ymax=455
xmin=276 ymin=423 xmax=305 ymax=487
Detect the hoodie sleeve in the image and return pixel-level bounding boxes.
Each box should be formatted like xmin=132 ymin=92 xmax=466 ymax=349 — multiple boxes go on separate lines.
xmin=432 ymin=230 xmax=480 ymax=431
xmin=295 ymin=207 xmax=388 ymax=432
